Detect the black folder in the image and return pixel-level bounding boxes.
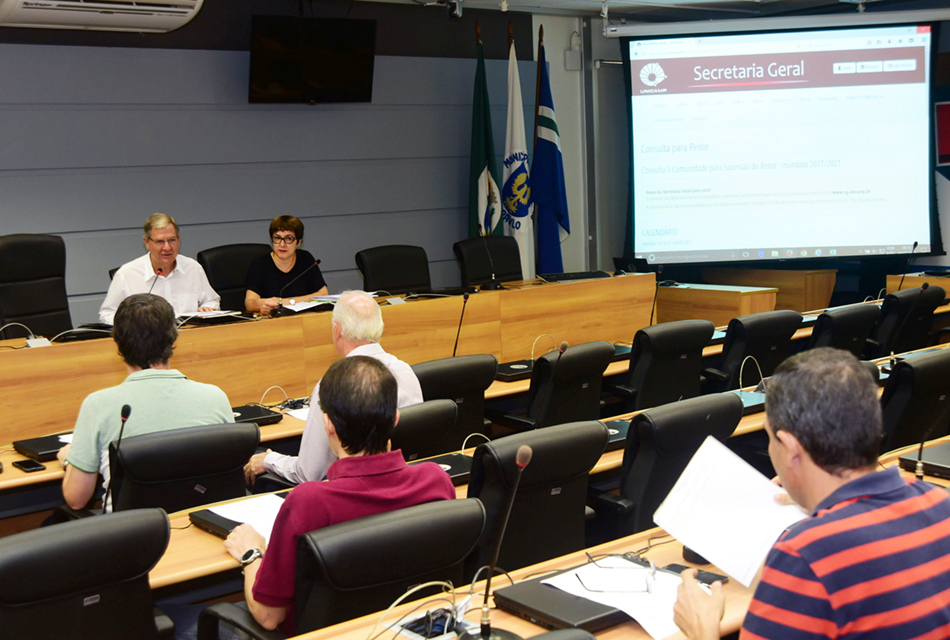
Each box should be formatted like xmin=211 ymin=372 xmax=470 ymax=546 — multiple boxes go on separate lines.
xmin=14 ymin=434 xmax=71 ymax=462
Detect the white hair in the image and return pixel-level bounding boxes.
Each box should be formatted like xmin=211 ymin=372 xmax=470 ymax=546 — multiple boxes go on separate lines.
xmin=333 ymin=290 xmax=383 ymax=343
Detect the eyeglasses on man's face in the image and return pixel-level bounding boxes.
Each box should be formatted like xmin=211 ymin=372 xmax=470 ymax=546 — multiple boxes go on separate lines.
xmin=147 ymin=237 xmax=179 ymax=247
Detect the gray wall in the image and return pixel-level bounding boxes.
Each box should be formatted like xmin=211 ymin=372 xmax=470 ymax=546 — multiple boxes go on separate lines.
xmin=0 ymin=43 xmax=535 ymax=324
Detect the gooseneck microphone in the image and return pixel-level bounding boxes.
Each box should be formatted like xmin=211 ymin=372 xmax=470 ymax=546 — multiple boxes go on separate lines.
xmin=146 ymin=268 xmax=163 ymax=295
xmin=477 ymin=225 xmax=503 ymax=291
xmin=273 ymin=259 xmax=321 ymax=318
xmin=103 ymin=404 xmax=132 ymax=512
xmin=889 ymin=282 xmax=929 ymax=368
xmin=915 ymin=421 xmax=941 ymax=482
xmin=897 ymin=241 xmax=919 ymax=292
xmin=475 ymin=444 xmax=532 ymax=640
xmin=452 ymin=293 xmax=470 ymax=357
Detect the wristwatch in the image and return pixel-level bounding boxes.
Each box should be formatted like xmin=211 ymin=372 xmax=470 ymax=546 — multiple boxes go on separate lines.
xmin=240 ymin=548 xmax=263 ymax=567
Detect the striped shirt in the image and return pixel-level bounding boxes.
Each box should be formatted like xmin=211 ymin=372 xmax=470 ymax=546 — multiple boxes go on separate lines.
xmin=741 ymin=467 xmax=950 ymax=640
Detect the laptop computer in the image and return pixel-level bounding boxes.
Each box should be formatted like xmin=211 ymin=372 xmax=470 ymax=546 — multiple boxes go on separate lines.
xmin=14 ymin=434 xmax=72 ymax=462
xmin=496 ymin=359 xmax=534 ymax=382
xmin=899 ymin=441 xmax=950 ymax=480
xmin=232 ymin=405 xmax=283 ymax=426
xmin=189 ymin=490 xmax=291 ymax=539
xmin=493 ymin=566 xmax=630 ymax=632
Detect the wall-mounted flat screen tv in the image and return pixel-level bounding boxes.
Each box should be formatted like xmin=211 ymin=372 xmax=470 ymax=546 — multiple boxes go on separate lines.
xmin=249 ymin=15 xmax=377 ymax=104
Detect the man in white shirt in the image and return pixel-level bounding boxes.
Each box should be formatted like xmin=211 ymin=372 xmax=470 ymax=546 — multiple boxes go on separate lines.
xmin=244 ymin=290 xmax=423 ymax=485
xmin=99 ymin=213 xmax=220 ymax=324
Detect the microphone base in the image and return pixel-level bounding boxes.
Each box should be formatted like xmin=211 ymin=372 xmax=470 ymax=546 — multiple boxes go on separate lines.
xmin=480 ymin=281 xmax=505 ymax=291
xmin=460 ymin=627 xmax=523 ymax=640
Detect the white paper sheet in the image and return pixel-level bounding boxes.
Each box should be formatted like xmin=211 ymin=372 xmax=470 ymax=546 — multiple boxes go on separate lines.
xmin=653 ymin=436 xmax=807 ymax=587
xmin=208 ymin=494 xmax=286 ymax=545
xmin=286 ymin=407 xmax=310 ymax=421
xmin=542 ymin=557 xmax=681 ymax=640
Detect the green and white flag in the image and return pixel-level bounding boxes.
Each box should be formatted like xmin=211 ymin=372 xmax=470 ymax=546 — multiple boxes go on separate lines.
xmin=468 ymin=39 xmax=501 ymax=237
xmin=501 ymin=40 xmax=535 ymax=278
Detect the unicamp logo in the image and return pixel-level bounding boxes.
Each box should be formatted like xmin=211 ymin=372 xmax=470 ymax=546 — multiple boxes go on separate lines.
xmin=640 ymin=63 xmax=667 ymax=87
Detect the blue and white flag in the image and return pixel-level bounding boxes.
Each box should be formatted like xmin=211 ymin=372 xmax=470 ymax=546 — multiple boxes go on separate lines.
xmin=502 ymin=40 xmax=535 ymax=278
xmin=531 ymin=43 xmax=570 ymax=274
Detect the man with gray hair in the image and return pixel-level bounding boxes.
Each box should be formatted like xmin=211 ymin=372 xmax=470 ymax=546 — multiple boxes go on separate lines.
xmin=244 ymin=290 xmax=423 ymax=485
xmin=99 ymin=213 xmax=220 ymax=324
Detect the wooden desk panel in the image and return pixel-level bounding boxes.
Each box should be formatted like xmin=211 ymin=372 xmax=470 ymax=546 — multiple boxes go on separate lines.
xmin=703 ymin=268 xmax=836 ymax=312
xmin=885 ymin=273 xmax=950 ymax=295
xmin=499 ymin=275 xmax=654 ymax=362
xmin=656 ymin=284 xmax=777 ymax=326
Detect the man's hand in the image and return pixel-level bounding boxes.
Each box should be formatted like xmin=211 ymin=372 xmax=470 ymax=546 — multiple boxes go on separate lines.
xmin=197 ymin=306 xmax=218 ymax=312
xmin=244 ymin=450 xmax=272 ymax=485
xmin=673 ymin=569 xmax=724 ymax=640
xmin=224 ymin=524 xmax=267 ymax=561
xmin=56 ymin=444 xmax=71 ymax=465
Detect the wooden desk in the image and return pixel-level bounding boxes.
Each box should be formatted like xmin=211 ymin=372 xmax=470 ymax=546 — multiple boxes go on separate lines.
xmin=885 ymin=273 xmax=950 ymax=295
xmin=0 ymin=275 xmax=656 ymax=444
xmin=656 ymin=284 xmax=777 ymax=326
xmin=703 ymin=268 xmax=837 ymax=312
xmin=286 ymin=526 xmax=751 ymax=640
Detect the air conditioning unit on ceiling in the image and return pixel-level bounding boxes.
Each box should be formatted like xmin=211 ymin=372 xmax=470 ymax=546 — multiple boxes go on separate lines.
xmin=0 ymin=0 xmax=204 ymax=33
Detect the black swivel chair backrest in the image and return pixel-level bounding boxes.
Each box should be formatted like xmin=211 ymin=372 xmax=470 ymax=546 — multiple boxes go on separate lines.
xmin=0 ymin=233 xmax=72 ymax=340
xmin=109 ymin=422 xmax=260 ymax=513
xmin=355 ymin=244 xmax=431 ymax=295
xmin=710 ymin=310 xmax=803 ymax=392
xmin=879 ymin=348 xmax=950 ymax=453
xmin=623 ymin=319 xmax=715 ymax=412
xmin=390 ymin=399 xmax=458 ymax=461
xmin=806 ymin=303 xmax=881 ymax=357
xmin=197 ymin=243 xmax=271 ymax=312
xmin=412 ymin=354 xmax=498 ymax=450
xmin=866 ymin=285 xmax=946 ymax=359
xmin=292 ymin=499 xmax=485 ymax=633
xmin=453 ymin=236 xmax=523 ymax=287
xmin=525 ymin=341 xmax=614 ymax=429
xmin=468 ymin=421 xmax=609 ymax=572
xmin=0 ymin=508 xmax=170 ymax=640
xmin=620 ymin=393 xmax=744 ymax=533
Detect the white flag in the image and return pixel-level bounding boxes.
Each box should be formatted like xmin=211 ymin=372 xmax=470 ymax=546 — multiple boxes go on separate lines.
xmin=501 ymin=41 xmax=535 ymax=279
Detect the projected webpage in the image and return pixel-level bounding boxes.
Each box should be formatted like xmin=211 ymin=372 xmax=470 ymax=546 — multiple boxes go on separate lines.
xmin=630 ymin=25 xmax=932 ymax=264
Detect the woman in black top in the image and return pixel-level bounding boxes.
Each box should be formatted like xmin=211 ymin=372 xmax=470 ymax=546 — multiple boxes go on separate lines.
xmin=245 ymin=216 xmax=328 ymax=316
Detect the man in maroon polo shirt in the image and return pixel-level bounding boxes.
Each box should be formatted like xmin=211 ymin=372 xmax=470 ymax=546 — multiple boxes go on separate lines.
xmin=222 ymin=356 xmax=455 ymax=634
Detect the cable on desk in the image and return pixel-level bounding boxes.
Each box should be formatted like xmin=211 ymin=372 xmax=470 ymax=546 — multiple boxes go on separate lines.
xmin=259 ymin=386 xmax=289 ymax=406
xmin=170 ymin=522 xmax=193 ymax=531
xmin=467 ymin=565 xmax=514 ymax=594
xmin=367 ymin=581 xmax=456 ymax=640
xmin=460 ymin=432 xmax=490 ymax=453
xmin=630 ymin=532 xmax=675 ymax=557
xmin=384 ymin=598 xmax=458 ymax=640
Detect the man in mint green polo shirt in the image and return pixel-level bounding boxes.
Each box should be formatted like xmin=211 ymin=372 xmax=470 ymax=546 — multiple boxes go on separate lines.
xmin=57 ymin=293 xmax=233 ymax=512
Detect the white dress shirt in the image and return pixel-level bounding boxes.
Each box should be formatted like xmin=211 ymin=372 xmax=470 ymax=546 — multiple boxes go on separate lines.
xmin=99 ymin=254 xmax=220 ymax=324
xmin=264 ymin=342 xmax=424 ymax=484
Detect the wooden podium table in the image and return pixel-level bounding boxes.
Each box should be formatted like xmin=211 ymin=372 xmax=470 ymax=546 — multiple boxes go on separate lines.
xmin=655 ymin=283 xmax=777 ymax=326
xmin=0 ymin=275 xmax=655 ymax=445
xmin=702 ymin=267 xmax=836 ymax=312
xmin=885 ymin=273 xmax=950 ymax=295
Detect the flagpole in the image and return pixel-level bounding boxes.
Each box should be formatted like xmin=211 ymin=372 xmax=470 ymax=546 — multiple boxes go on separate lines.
xmin=476 ymin=19 xmax=481 ymax=44
xmin=533 ymin=25 xmax=543 ymax=154
xmin=508 ymin=21 xmax=513 ymax=49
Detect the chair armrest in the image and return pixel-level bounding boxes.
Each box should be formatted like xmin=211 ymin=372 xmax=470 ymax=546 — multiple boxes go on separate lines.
xmin=865 ymin=338 xmax=880 ymax=349
xmin=603 ymin=383 xmax=636 ymax=400
xmin=485 ymin=408 xmax=537 ymax=431
xmin=587 ymin=487 xmax=635 ymax=515
xmin=702 ymin=367 xmax=729 ymax=382
xmin=254 ymin=473 xmax=297 ymax=493
xmin=198 ymin=603 xmax=286 ymax=640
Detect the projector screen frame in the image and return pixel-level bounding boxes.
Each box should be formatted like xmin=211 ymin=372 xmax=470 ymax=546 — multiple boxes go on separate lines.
xmin=619 ymin=18 xmax=945 ymax=269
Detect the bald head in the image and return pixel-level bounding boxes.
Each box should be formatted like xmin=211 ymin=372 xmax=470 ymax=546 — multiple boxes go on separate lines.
xmin=332 ymin=290 xmax=384 ymax=350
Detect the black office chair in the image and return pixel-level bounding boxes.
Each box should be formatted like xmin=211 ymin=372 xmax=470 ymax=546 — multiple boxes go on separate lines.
xmin=108 ymin=267 xmax=120 ymax=281
xmin=0 ymin=233 xmax=72 ymax=340
xmin=805 ymin=303 xmax=881 ymax=357
xmin=588 ymin=393 xmax=743 ymax=540
xmin=0 ymin=508 xmax=173 ymax=639
xmin=703 ymin=310 xmax=803 ymax=392
xmin=391 ymin=399 xmax=458 ymax=461
xmin=865 ymin=285 xmax=946 ymax=359
xmin=108 ymin=422 xmax=260 ymax=513
xmin=412 ymin=354 xmax=497 ymax=450
xmin=468 ymin=421 xmax=609 ymax=572
xmin=604 ymin=319 xmax=715 ymax=414
xmin=879 ymin=348 xmax=950 ymax=453
xmin=197 ymin=243 xmax=271 ymax=312
xmin=355 ymin=244 xmax=431 ymax=295
xmin=453 ymin=236 xmax=523 ymax=287
xmin=489 ymin=341 xmax=615 ymax=432
xmin=198 ymin=499 xmax=486 ymax=639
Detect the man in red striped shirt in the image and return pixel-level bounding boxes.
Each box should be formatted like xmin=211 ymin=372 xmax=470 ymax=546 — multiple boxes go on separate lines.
xmin=674 ymin=347 xmax=950 ymax=640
